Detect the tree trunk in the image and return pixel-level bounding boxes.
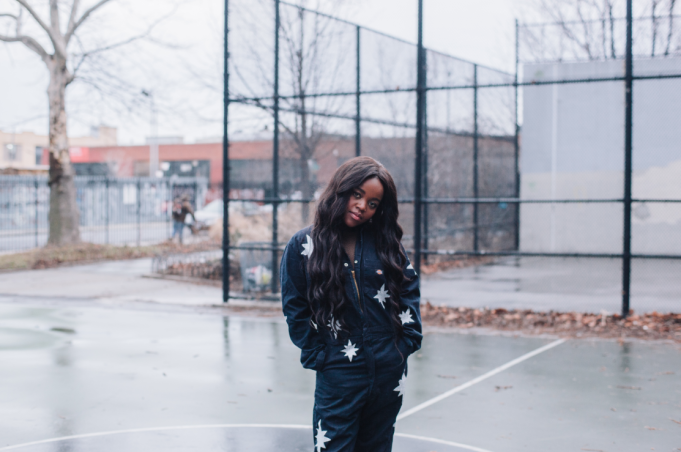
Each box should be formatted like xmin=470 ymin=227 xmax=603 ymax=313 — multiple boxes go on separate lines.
xmin=47 ymin=57 xmax=81 ymax=246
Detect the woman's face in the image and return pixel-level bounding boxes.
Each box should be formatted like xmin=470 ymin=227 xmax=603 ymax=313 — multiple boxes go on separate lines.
xmin=344 ymin=177 xmax=384 ymax=228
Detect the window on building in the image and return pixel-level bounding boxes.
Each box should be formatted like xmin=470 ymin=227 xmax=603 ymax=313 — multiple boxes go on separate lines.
xmin=3 ymin=143 xmax=21 ymax=161
xmin=35 ymin=146 xmax=45 ymax=165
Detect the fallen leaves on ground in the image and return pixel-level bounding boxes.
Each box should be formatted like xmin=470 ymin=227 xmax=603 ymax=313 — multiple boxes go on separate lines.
xmin=419 ymin=256 xmax=496 ymax=275
xmin=421 ymin=302 xmax=681 ymax=342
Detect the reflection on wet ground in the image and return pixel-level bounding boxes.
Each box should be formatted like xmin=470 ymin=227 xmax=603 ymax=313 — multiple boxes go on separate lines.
xmin=0 ymin=301 xmax=679 ymax=452
xmin=422 ymin=257 xmax=681 ymax=313
xmin=0 ymin=427 xmax=486 ymax=452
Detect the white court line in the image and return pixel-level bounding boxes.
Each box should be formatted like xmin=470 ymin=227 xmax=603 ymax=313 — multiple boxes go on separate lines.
xmin=396 ymin=338 xmax=566 ymax=421
xmin=0 ymin=341 xmax=565 ymax=452
xmin=0 ymin=424 xmax=492 ymax=451
xmin=395 ymin=433 xmax=494 ymax=452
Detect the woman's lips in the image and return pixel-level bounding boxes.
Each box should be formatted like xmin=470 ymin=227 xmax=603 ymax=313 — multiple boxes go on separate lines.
xmin=349 ymin=211 xmax=362 ymax=221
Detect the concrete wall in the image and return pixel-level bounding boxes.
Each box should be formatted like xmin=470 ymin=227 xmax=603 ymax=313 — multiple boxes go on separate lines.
xmin=520 ymin=57 xmax=681 ymax=255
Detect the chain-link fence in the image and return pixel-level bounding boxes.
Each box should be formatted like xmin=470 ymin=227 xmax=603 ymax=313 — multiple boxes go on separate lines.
xmin=516 ymin=8 xmax=681 ymax=315
xmin=0 ymin=175 xmax=207 ymax=252
xmin=222 ymin=0 xmax=517 ymax=300
xmin=225 ymin=0 xmax=680 ymax=314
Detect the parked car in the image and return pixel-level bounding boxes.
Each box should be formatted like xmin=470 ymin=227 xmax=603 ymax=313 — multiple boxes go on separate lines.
xmin=189 ymin=199 xmax=265 ymax=228
xmin=192 ymin=199 xmax=224 ymax=227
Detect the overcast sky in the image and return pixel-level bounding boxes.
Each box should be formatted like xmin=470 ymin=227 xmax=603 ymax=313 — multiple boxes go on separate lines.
xmin=0 ymin=0 xmax=526 ymax=144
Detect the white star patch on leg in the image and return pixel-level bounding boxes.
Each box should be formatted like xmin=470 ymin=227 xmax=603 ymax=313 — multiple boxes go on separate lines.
xmin=341 ymin=340 xmax=359 ymax=362
xmin=315 ymin=419 xmax=331 ymax=451
xmin=327 ymin=316 xmax=341 ymax=339
xmin=373 ymin=284 xmax=390 ymax=308
xmin=301 ymin=234 xmax=314 ymax=257
xmin=399 ymin=308 xmax=414 ymax=325
xmin=394 ymin=372 xmax=407 ymax=397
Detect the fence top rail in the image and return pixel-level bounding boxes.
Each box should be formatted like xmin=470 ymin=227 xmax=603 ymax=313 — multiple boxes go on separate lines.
xmin=230 ymin=74 xmax=681 ymax=105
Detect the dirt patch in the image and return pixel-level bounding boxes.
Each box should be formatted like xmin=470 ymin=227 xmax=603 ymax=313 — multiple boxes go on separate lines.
xmin=421 ymin=302 xmax=681 ymax=342
xmin=0 ymin=240 xmax=221 ymax=272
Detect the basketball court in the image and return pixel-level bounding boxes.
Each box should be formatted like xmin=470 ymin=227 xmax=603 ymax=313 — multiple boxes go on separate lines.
xmin=0 ymin=298 xmax=678 ymax=452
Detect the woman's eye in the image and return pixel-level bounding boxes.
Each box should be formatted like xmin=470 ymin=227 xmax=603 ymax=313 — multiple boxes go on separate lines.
xmin=369 ymin=202 xmax=377 ymax=209
xmin=353 ymin=192 xmax=361 ymax=198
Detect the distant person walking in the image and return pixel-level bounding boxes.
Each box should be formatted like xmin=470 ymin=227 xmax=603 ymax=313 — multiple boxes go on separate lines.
xmin=171 ymin=194 xmax=195 ymax=244
xmin=280 ymin=157 xmax=422 ymax=451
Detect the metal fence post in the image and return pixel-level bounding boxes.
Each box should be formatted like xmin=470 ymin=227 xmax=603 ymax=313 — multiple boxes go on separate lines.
xmin=34 ymin=177 xmax=39 ymax=248
xmin=413 ymin=0 xmax=425 ymax=273
xmin=137 ymin=178 xmax=142 ymax=247
xmin=271 ymin=0 xmax=281 ymax=294
xmin=105 ymin=177 xmax=110 ymax=245
xmin=514 ymin=19 xmax=521 ymax=252
xmin=622 ymin=0 xmax=634 ymax=317
xmin=168 ymin=180 xmax=172 ymax=240
xmin=355 ymin=25 xmax=361 ymax=157
xmin=473 ymin=64 xmax=480 ymax=251
xmin=422 ymin=50 xmax=429 ymax=263
xmin=222 ymin=0 xmax=231 ymax=302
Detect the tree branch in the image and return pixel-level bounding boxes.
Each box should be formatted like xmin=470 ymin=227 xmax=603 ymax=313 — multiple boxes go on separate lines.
xmin=49 ymin=0 xmax=60 ymax=35
xmin=70 ymin=32 xmax=147 ymax=81
xmin=15 ymin=0 xmax=64 ymax=56
xmin=65 ymin=0 xmax=113 ymax=44
xmin=0 ymin=13 xmax=19 ymax=19
xmin=67 ymin=0 xmax=81 ymax=37
xmin=0 ymin=32 xmax=49 ymax=61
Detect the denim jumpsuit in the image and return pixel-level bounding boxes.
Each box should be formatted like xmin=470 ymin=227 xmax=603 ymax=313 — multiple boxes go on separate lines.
xmin=281 ymin=225 xmax=422 ymax=452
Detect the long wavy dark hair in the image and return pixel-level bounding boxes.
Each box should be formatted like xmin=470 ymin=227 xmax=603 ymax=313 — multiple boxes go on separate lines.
xmin=307 ymin=156 xmax=408 ymax=337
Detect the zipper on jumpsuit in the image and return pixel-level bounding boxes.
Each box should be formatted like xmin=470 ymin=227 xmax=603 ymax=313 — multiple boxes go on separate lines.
xmin=349 ymin=228 xmax=365 ymax=315
xmin=353 ymin=228 xmax=376 ymax=394
xmin=350 ymin=270 xmax=363 ymax=313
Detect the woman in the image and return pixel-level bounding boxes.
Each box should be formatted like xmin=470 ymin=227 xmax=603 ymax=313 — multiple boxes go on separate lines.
xmin=280 ymin=156 xmax=422 ymax=451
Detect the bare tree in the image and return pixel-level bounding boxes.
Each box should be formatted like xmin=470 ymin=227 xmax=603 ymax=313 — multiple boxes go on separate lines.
xmin=522 ymin=0 xmax=678 ymax=61
xmin=224 ymin=0 xmax=354 ymax=223
xmin=0 ymin=0 xmax=170 ymax=245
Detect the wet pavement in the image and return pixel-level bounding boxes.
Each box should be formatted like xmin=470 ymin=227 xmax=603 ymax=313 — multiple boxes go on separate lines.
xmin=422 ymin=257 xmax=681 ymax=313
xmin=1 ymin=299 xmax=679 ymax=452
xmin=0 ymin=259 xmax=223 ymax=306
xmin=2 ymin=256 xmax=679 ymax=315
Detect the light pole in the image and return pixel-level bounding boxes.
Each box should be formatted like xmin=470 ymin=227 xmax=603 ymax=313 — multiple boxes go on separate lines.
xmin=141 ymin=90 xmax=159 ymax=177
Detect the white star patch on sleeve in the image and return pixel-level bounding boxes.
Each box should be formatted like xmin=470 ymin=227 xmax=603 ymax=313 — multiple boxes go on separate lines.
xmin=315 ymin=419 xmax=331 ymax=451
xmin=341 ymin=340 xmax=359 ymax=362
xmin=373 ymin=284 xmax=390 ymax=309
xmin=394 ymin=372 xmax=407 ymax=397
xmin=399 ymin=308 xmax=414 ymax=325
xmin=311 ymin=319 xmax=318 ymax=331
xmin=327 ymin=316 xmax=341 ymax=339
xmin=301 ymin=234 xmax=314 ymax=257
xmin=406 ymin=262 xmax=417 ymax=275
